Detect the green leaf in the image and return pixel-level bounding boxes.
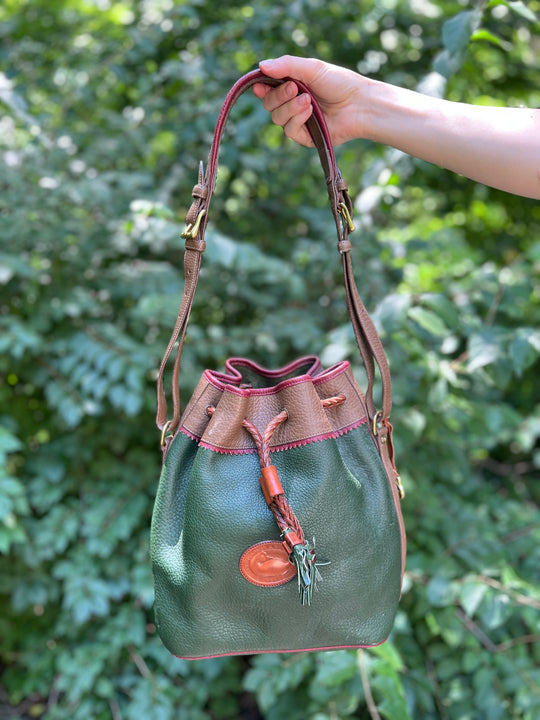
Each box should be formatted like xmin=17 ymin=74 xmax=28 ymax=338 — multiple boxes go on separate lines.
xmin=459 ymin=580 xmax=488 ymax=616
xmin=206 ymin=228 xmax=238 ymax=268
xmin=506 ymin=1 xmax=538 ymax=22
xmin=0 ymin=521 xmax=26 ymax=552
xmin=442 ymin=9 xmax=483 ymax=54
xmin=0 ymin=426 xmax=22 ymax=456
xmin=370 ymin=641 xmax=405 ymax=672
xmin=480 ymin=592 xmax=512 ymax=629
xmin=0 ymin=477 xmax=28 ymax=522
xmin=313 ymin=651 xmax=357 ymax=688
xmin=470 ymin=28 xmax=513 ymax=51
xmin=427 ymin=576 xmax=459 ymax=607
xmin=509 ymin=328 xmax=540 ymax=377
xmin=433 ymin=49 xmax=465 ymax=79
xmin=0 ymin=252 xmax=34 ymax=283
xmin=408 ymin=306 xmax=448 ymax=336
xmin=467 ymin=331 xmax=503 ymax=372
xmin=421 ymin=294 xmax=460 ymax=329
xmin=368 ymin=647 xmax=413 ymax=720
xmin=375 ymin=674 xmax=413 ymax=720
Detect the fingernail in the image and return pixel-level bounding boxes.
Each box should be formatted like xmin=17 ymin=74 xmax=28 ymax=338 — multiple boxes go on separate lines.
xmin=260 ymin=59 xmax=276 ymax=68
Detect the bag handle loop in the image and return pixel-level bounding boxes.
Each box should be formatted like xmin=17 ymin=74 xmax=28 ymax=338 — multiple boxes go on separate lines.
xmin=156 ymin=70 xmax=392 ymax=439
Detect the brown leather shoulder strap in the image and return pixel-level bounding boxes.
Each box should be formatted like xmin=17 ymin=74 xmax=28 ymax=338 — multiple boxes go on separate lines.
xmin=156 ymin=70 xmax=392 ymax=437
xmin=184 ymin=70 xmax=348 ymax=245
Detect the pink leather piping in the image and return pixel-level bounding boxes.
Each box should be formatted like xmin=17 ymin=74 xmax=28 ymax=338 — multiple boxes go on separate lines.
xmin=180 ymin=416 xmax=368 ymax=455
xmin=175 ymin=636 xmax=389 ymax=661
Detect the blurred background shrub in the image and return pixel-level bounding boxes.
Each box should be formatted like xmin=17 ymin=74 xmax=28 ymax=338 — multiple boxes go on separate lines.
xmin=1 ymin=1 xmax=539 ymax=718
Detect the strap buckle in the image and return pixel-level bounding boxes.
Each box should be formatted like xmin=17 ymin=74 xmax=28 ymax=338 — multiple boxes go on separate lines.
xmin=338 ymin=202 xmax=356 ymax=233
xmin=181 ymin=209 xmax=206 ymax=240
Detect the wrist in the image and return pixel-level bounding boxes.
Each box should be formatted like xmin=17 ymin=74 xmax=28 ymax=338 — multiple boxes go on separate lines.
xmin=353 ymin=76 xmax=398 ymax=144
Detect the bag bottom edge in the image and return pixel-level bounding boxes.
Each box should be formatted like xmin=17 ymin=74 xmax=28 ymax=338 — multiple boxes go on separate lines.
xmin=172 ymin=638 xmax=389 ymax=660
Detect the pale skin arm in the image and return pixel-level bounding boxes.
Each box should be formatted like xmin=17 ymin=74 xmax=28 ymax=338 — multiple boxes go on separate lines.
xmin=253 ymin=55 xmax=540 ymax=200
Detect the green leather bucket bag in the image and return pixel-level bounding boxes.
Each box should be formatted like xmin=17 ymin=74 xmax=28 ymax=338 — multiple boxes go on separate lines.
xmin=151 ymin=70 xmax=406 ymax=659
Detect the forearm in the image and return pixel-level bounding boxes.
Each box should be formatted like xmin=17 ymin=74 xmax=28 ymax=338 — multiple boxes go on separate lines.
xmin=257 ymin=56 xmax=540 ymax=199
xmin=361 ymin=79 xmax=540 ymax=199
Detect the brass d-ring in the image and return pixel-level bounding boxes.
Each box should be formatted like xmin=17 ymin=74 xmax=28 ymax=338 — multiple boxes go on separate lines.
xmin=372 ymin=411 xmax=382 ymax=437
xmin=160 ymin=420 xmax=173 ymax=448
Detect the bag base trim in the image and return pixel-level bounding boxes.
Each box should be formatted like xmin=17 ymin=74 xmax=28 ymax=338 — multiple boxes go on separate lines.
xmin=173 ymin=637 xmax=390 ymax=661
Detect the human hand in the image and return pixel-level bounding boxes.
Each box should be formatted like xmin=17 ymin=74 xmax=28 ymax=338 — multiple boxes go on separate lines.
xmin=254 ymin=55 xmax=540 ymax=199
xmin=253 ymin=55 xmax=365 ymax=147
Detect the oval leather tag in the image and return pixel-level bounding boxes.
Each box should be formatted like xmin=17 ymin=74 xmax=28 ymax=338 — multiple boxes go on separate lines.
xmin=240 ymin=541 xmax=296 ymax=587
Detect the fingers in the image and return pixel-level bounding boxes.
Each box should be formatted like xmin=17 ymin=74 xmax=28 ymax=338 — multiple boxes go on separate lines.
xmin=254 ymin=82 xmax=313 ymax=146
xmin=258 ymin=57 xmax=289 ymax=79
xmin=252 ymin=83 xmax=271 ymax=100
xmin=270 ymin=91 xmax=310 ymax=127
xmin=259 ymin=55 xmax=325 ymax=86
xmin=254 ymin=59 xmax=318 ymax=147
xmin=263 ymin=81 xmax=298 ymax=111
xmin=281 ymin=99 xmax=314 ymax=147
xmin=253 ymin=80 xmax=297 ymax=108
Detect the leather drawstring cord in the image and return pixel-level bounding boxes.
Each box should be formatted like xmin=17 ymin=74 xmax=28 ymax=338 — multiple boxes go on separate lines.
xmin=207 ymin=394 xmax=345 ymax=605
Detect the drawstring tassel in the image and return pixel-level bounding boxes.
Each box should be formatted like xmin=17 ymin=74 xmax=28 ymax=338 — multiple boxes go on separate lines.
xmin=282 ymin=530 xmax=323 ymax=606
xmin=242 ymin=404 xmax=343 ymax=607
xmin=292 ymin=542 xmax=316 ymax=606
xmin=258 ymin=461 xmax=327 ymax=607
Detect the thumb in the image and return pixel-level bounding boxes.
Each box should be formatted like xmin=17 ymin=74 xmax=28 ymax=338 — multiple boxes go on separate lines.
xmin=259 ymin=55 xmax=324 ymax=85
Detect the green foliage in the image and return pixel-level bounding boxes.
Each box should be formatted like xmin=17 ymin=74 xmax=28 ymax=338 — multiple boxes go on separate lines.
xmin=1 ymin=0 xmax=539 ymax=718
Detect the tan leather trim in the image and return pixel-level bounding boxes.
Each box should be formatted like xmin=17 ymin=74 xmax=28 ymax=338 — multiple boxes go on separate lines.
xmin=181 ymin=362 xmax=368 ymax=451
xmin=239 ymin=541 xmax=296 ymax=587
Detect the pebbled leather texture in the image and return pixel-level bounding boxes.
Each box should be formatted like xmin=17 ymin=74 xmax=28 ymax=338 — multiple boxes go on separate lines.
xmin=150 ymin=358 xmax=404 ymax=659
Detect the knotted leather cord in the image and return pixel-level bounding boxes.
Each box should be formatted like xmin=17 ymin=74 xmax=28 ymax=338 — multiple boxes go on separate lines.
xmin=242 ymin=411 xmax=289 ymax=471
xmin=242 ymin=395 xmax=346 ymax=533
xmin=241 ymin=411 xmax=306 ymax=542
xmin=206 ymin=393 xmax=344 ymax=605
xmin=205 ymin=393 xmax=346 ymax=546
xmin=156 ymin=69 xmax=393 ymax=440
xmin=205 ymin=394 xmax=345 ymax=459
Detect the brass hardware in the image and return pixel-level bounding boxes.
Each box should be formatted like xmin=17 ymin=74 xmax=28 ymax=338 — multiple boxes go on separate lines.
xmin=181 ymin=209 xmax=206 ymax=239
xmin=160 ymin=420 xmax=173 ymax=448
xmin=338 ymin=202 xmax=356 ymax=233
xmin=396 ymin=475 xmax=405 ymax=500
xmin=372 ymin=411 xmax=382 ymax=437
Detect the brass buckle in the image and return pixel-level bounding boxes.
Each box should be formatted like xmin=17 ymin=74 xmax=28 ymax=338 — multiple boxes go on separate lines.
xmin=372 ymin=410 xmax=382 ymax=437
xmin=338 ymin=202 xmax=356 ymax=233
xmin=181 ymin=209 xmax=206 ymax=240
